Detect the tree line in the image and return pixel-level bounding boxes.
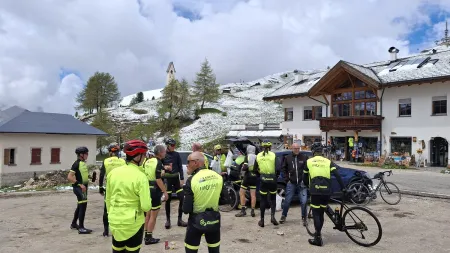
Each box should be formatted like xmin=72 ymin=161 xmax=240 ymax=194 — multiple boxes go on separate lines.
xmin=75 ymin=59 xmax=220 ymax=150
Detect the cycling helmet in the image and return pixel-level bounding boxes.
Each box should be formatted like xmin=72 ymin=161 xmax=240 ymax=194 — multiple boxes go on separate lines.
xmin=311 ymin=146 xmax=322 ymax=156
xmin=108 ymin=143 xmax=119 ymax=152
xmin=75 ymin=146 xmax=89 ymax=155
xmin=261 ymin=140 xmax=272 ymax=148
xmin=214 ymin=144 xmax=222 ymax=150
xmin=165 ymin=138 xmax=176 ymax=146
xmin=123 ymin=140 xmax=148 ymax=157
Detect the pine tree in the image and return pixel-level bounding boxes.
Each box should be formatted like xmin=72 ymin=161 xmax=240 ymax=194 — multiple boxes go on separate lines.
xmin=91 ymin=109 xmax=115 ymax=152
xmin=75 ymin=111 xmax=79 ymax=118
xmin=157 ymin=78 xmax=193 ymax=131
xmin=75 ymin=72 xmax=120 ymax=113
xmin=193 ymin=59 xmax=220 ymax=110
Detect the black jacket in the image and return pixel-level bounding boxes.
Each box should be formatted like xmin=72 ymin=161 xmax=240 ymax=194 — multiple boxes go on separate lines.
xmin=282 ymin=152 xmax=307 ymax=185
xmin=162 ymin=150 xmax=184 ymax=180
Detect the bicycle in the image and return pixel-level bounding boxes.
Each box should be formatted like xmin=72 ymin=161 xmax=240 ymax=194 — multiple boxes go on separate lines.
xmin=218 ymin=174 xmax=240 ymax=212
xmin=305 ymin=193 xmax=382 ymax=247
xmin=348 ymin=170 xmax=401 ymax=206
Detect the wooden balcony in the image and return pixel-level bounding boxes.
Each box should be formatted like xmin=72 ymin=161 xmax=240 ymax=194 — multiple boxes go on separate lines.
xmin=319 ymin=116 xmax=383 ymax=132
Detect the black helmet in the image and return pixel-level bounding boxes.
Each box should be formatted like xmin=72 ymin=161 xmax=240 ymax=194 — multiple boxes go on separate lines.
xmin=75 ymin=146 xmax=89 ymax=155
xmin=108 ymin=143 xmax=119 ymax=152
xmin=165 ymin=138 xmax=176 ymax=146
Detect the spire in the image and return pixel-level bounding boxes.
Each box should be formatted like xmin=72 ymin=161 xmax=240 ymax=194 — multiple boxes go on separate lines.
xmin=436 ymin=19 xmax=450 ymax=47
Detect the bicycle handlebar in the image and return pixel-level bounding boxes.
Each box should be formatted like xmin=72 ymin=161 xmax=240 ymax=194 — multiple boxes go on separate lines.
xmin=380 ymin=170 xmax=393 ymax=176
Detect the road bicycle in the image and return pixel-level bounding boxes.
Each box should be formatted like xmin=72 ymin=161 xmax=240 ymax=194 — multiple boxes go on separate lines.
xmin=348 ymin=170 xmax=401 ymax=206
xmin=218 ymin=175 xmax=240 ymax=212
xmin=305 ymin=193 xmax=382 ymax=247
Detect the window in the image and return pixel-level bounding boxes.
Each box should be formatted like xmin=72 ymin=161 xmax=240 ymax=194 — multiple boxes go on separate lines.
xmin=31 ymin=148 xmax=42 ymax=165
xmin=398 ymin=98 xmax=411 ymax=117
xmin=51 ymin=148 xmax=61 ymax=164
xmin=284 ymin=108 xmax=293 ymax=121
xmin=304 ymin=106 xmax=322 ymax=120
xmin=366 ymin=102 xmax=376 ymax=115
xmin=3 ymin=148 xmax=16 ymax=165
xmin=432 ymin=96 xmax=447 ymax=116
xmin=304 ymin=106 xmax=313 ymax=120
xmin=333 ymin=92 xmax=352 ymax=101
xmin=333 ymin=103 xmax=351 ymax=117
xmin=390 ymin=137 xmax=412 ymax=155
xmin=354 ymin=102 xmax=365 ymax=116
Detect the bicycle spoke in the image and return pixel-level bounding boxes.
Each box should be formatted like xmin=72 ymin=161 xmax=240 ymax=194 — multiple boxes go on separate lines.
xmin=343 ymin=206 xmax=382 ymax=247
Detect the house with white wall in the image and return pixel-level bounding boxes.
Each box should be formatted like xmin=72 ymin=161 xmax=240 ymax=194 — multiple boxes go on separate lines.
xmin=264 ymin=42 xmax=450 ymax=167
xmin=0 ymin=106 xmax=107 ymax=187
xmin=226 ymin=123 xmax=283 ymax=149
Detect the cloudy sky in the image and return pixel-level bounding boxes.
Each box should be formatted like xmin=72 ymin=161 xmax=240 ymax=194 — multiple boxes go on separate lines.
xmin=1 ymin=0 xmax=450 ymax=114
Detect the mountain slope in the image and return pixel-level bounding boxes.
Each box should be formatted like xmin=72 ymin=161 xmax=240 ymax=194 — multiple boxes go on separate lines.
xmin=84 ymin=71 xmax=295 ymax=150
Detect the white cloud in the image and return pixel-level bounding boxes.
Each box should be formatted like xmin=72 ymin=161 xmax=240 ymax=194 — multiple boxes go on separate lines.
xmin=0 ymin=0 xmax=449 ymax=114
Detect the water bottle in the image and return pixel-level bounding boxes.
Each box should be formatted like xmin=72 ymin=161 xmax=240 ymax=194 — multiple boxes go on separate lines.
xmin=334 ymin=207 xmax=340 ymax=223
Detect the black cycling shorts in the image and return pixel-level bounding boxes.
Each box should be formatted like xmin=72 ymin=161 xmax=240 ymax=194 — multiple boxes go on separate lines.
xmin=310 ymin=195 xmax=330 ymax=209
xmin=150 ymin=188 xmax=162 ymax=210
xmin=165 ymin=177 xmax=183 ymax=194
xmin=112 ymin=224 xmax=144 ymax=252
xmin=259 ymin=182 xmax=277 ymax=195
xmin=241 ymin=175 xmax=257 ymax=190
xmin=185 ymin=219 xmax=220 ymax=251
xmin=73 ymin=185 xmax=88 ymax=204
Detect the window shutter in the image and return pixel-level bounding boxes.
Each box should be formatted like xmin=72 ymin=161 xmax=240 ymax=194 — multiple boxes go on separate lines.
xmin=284 ymin=108 xmax=287 ymax=121
xmin=432 ymin=96 xmax=447 ymax=102
xmin=51 ymin=148 xmax=60 ymax=163
xmin=3 ymin=149 xmax=10 ymax=165
xmin=399 ymin=98 xmax=411 ymax=104
xmin=31 ymin=148 xmax=41 ymax=164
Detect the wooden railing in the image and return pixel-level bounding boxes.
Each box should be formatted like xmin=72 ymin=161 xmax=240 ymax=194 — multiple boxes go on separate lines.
xmin=319 ymin=116 xmax=383 ymax=132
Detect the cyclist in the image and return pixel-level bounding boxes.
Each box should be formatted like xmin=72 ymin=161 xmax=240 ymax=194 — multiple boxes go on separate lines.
xmin=99 ymin=143 xmax=126 ymax=237
xmin=106 ymin=140 xmax=151 ymax=253
xmin=213 ymin=145 xmax=227 ymax=175
xmin=67 ymin=146 xmax=92 ymax=234
xmin=303 ymin=147 xmax=345 ymax=247
xmin=183 ymin=152 xmax=228 ymax=253
xmin=162 ymin=138 xmax=187 ymax=229
xmin=255 ymin=140 xmax=279 ymax=227
xmin=143 ymin=145 xmax=169 ymax=245
xmin=235 ymin=145 xmax=258 ymax=218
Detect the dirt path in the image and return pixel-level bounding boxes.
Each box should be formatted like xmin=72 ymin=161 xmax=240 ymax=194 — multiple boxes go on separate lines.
xmin=0 ymin=192 xmax=449 ymax=253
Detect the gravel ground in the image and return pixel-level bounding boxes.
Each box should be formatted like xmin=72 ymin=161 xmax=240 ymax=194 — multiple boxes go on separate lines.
xmin=0 ymin=192 xmax=449 ymax=253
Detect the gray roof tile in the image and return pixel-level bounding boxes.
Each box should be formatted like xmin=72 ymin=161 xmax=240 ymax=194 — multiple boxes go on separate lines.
xmin=0 ymin=106 xmax=108 ymax=136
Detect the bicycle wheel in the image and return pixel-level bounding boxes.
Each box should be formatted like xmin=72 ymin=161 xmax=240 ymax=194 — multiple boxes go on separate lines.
xmin=219 ymin=185 xmax=238 ymax=212
xmin=304 ymin=207 xmax=315 ymax=237
xmin=343 ymin=206 xmax=382 ymax=247
xmin=347 ymin=182 xmax=371 ymax=206
xmin=379 ymin=182 xmax=401 ymax=205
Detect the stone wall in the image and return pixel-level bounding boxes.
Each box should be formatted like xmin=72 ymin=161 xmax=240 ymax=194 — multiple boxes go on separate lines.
xmin=0 ymin=171 xmax=53 ymax=188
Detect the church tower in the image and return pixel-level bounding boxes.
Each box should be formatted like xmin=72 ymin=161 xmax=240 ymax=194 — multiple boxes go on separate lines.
xmin=436 ymin=20 xmax=450 ymax=47
xmin=166 ymin=62 xmax=176 ymax=85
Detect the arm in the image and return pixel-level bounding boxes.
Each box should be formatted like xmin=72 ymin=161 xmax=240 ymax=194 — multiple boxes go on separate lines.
xmin=139 ymin=175 xmax=152 ymax=212
xmin=177 ymin=153 xmax=184 ymax=181
xmin=156 ymin=161 xmax=169 ymax=200
xmin=282 ymin=155 xmax=289 ymax=182
xmin=67 ymin=161 xmax=79 ymax=184
xmin=303 ymin=164 xmax=309 ymax=188
xmin=330 ymin=163 xmax=345 ymax=190
xmin=182 ymin=177 xmax=194 ymax=214
xmin=241 ymin=156 xmax=249 ymax=172
xmin=99 ymin=162 xmax=106 ymax=194
xmin=105 ymin=173 xmax=111 ymax=213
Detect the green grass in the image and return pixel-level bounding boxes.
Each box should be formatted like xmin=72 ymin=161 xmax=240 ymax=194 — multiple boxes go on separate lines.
xmin=131 ymin=108 xmax=148 ymax=114
xmin=197 ymin=108 xmax=223 ymax=115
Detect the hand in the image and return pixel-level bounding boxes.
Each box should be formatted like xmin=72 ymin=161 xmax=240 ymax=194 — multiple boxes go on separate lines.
xmin=220 ymin=172 xmax=227 ymax=175
xmin=164 ymin=165 xmax=172 ymax=172
xmin=80 ymin=184 xmax=86 ymax=193
xmin=180 ymin=180 xmax=184 ymax=186
xmin=163 ymin=192 xmax=169 ymax=202
xmin=99 ymin=187 xmax=105 ymax=196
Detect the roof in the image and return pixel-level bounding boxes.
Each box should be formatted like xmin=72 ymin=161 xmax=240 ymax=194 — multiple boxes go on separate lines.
xmin=0 ymin=106 xmax=108 ymax=136
xmin=264 ymin=45 xmax=450 ymax=100
xmin=166 ymin=62 xmax=176 ymax=73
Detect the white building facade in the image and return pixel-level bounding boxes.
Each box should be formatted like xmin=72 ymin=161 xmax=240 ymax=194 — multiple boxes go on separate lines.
xmin=264 ymin=45 xmax=450 ymax=167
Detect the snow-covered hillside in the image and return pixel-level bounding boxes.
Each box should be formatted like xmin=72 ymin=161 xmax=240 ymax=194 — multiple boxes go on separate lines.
xmin=120 ymin=88 xmax=163 ymax=106
xmin=86 ymin=71 xmax=294 ymax=150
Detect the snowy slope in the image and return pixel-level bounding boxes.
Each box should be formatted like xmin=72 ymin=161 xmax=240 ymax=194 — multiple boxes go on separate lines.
xmin=120 ymin=88 xmax=163 ymax=106
xmin=87 ymin=71 xmax=295 ymax=150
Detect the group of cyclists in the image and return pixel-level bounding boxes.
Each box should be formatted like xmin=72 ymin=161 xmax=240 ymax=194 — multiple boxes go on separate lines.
xmin=67 ymin=137 xmax=346 ymax=252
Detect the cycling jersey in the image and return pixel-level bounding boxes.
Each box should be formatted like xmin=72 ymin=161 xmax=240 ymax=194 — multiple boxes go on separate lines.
xmin=70 ymin=159 xmax=89 ymax=186
xmin=99 ymin=156 xmax=126 ymax=188
xmin=304 ymin=156 xmax=344 ymax=196
xmin=162 ymin=150 xmax=184 ymax=180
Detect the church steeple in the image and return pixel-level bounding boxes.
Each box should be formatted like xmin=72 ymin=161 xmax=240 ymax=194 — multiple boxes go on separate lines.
xmin=436 ymin=20 xmax=450 ymax=47
xmin=166 ymin=62 xmax=176 ymax=85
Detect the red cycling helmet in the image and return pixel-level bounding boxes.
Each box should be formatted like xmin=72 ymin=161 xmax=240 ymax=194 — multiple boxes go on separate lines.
xmin=123 ymin=140 xmax=148 ymax=157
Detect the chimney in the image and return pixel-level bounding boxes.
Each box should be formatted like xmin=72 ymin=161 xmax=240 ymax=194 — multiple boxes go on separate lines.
xmin=294 ymin=73 xmax=303 ymax=83
xmin=388 ymin=47 xmax=400 ymax=61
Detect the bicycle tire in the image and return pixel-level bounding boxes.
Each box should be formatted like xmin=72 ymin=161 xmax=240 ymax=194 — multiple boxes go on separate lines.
xmin=305 ymin=207 xmax=315 ymax=237
xmin=343 ymin=206 xmax=382 ymax=247
xmin=219 ymin=185 xmax=238 ymax=212
xmin=379 ymin=182 xmax=401 ymax=205
xmin=347 ymin=182 xmax=371 ymax=206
